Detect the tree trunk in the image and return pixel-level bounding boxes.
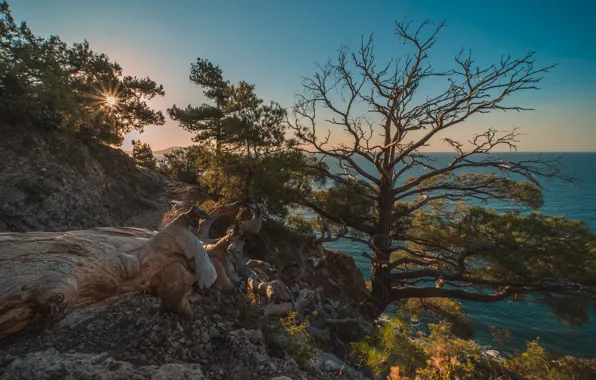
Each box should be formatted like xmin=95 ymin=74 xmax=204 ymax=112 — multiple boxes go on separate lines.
xmin=369 ymin=178 xmax=394 ymax=319
xmin=0 ymin=207 xmax=216 ymax=341
xmin=244 ymin=146 xmax=254 ymax=198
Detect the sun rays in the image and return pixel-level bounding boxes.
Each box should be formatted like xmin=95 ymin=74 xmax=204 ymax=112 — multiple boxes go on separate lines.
xmin=80 ymin=81 xmax=123 ymax=117
xmin=105 ymin=96 xmax=117 ymax=106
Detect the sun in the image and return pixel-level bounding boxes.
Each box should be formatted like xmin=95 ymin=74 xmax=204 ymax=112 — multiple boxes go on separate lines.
xmin=105 ymin=96 xmax=117 ymax=106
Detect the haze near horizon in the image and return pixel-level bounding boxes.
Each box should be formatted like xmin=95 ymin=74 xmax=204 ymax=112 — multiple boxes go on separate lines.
xmin=12 ymin=0 xmax=596 ymax=152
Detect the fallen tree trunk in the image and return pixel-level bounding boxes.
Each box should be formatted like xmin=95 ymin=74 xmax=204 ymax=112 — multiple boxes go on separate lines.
xmin=0 ymin=207 xmax=216 ymax=341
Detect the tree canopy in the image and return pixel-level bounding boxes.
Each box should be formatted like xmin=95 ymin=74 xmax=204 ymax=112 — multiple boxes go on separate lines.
xmin=165 ymin=58 xmax=323 ymax=217
xmin=168 ymin=58 xmax=261 ymax=153
xmin=131 ymin=140 xmax=157 ymax=170
xmin=0 ymin=1 xmax=165 ymax=145
xmin=289 ymin=19 xmax=596 ymax=321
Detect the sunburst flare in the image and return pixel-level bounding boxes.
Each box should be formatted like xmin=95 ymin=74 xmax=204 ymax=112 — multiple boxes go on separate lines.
xmin=105 ymin=96 xmax=117 ymax=106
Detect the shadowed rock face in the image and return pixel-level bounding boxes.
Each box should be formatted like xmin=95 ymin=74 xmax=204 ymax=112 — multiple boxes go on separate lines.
xmin=0 ymin=125 xmax=172 ymax=233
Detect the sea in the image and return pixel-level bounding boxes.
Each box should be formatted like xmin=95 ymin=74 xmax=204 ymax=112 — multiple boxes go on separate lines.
xmin=308 ymin=152 xmax=596 ymax=357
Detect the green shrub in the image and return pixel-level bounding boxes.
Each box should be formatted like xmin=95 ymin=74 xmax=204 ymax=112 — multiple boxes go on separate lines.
xmin=351 ymin=317 xmax=425 ymax=379
xmin=351 ymin=316 xmax=596 ymax=380
xmin=261 ymin=312 xmax=318 ymax=369
xmin=503 ymin=340 xmax=596 ymax=380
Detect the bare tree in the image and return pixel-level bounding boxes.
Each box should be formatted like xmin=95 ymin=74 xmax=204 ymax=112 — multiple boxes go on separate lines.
xmin=290 ymin=19 xmax=595 ymax=319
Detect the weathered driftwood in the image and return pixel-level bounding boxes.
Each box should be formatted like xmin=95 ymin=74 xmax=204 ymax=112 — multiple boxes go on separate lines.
xmin=0 ymin=207 xmax=215 ymax=340
xmin=262 ymin=289 xmax=314 ymax=317
xmin=197 ymin=201 xmax=242 ymax=243
xmin=202 ymin=229 xmax=245 ymax=308
xmin=0 ymin=199 xmax=320 ymax=340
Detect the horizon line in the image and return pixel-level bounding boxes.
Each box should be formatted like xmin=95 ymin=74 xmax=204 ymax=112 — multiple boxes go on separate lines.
xmin=136 ymin=146 xmax=596 ymax=154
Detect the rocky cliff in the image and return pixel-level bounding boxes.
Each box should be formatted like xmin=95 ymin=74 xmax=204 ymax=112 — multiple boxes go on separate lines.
xmin=0 ymin=125 xmax=191 ymax=232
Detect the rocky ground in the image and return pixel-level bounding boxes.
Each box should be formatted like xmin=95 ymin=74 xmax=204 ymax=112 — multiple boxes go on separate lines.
xmin=0 ymin=288 xmax=368 ymax=380
xmin=0 ymin=127 xmax=372 ymax=380
xmin=0 ymin=125 xmax=205 ymax=233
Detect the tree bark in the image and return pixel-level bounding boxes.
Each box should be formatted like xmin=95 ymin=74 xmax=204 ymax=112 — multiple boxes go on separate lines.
xmin=0 ymin=207 xmax=215 ymax=341
xmin=369 ymin=178 xmax=394 ymax=319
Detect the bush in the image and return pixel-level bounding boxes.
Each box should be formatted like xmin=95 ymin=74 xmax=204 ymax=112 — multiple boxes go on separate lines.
xmin=351 ymin=317 xmax=425 ymax=379
xmin=157 ymin=146 xmax=208 ymax=184
xmin=261 ymin=312 xmax=318 ymax=369
xmin=503 ymin=340 xmax=596 ymax=380
xmin=351 ymin=317 xmax=596 ymax=380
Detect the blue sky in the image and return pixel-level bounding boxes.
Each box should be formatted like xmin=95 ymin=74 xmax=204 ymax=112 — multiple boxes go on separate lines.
xmin=11 ymin=0 xmax=596 ymax=151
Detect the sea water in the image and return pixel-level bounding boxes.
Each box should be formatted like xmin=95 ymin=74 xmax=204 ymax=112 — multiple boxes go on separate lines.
xmin=310 ymin=152 xmax=596 ymax=357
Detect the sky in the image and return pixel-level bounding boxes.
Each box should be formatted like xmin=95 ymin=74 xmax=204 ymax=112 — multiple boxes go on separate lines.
xmin=10 ymin=0 xmax=596 ymax=152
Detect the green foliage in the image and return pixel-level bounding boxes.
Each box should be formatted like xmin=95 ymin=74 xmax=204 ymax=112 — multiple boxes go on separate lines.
xmin=386 ymin=204 xmax=596 ymax=323
xmin=353 ymin=318 xmax=596 ymax=380
xmin=414 ymin=322 xmax=481 ymax=379
xmin=396 ymin=298 xmax=475 ymax=339
xmin=168 ymin=57 xmax=260 ymax=151
xmin=502 ymin=340 xmax=596 ymax=380
xmin=351 ymin=317 xmax=425 ymax=379
xmin=281 ymin=311 xmax=319 ymax=367
xmin=284 ymin=213 xmax=316 ymax=237
xmin=157 ymin=145 xmax=208 ymax=184
xmin=169 ymin=57 xmax=324 ymax=217
xmin=0 ymin=1 xmax=164 ymax=144
xmin=131 ymin=140 xmax=156 ymax=170
xmin=199 ymin=144 xmax=324 ymax=218
xmin=263 ymin=218 xmax=313 ymax=247
xmin=261 ymin=312 xmax=318 ymax=369
xmin=313 ymin=180 xmax=376 ymax=221
xmin=310 ymin=179 xmax=377 ymax=238
xmin=411 ymin=172 xmax=544 ymax=209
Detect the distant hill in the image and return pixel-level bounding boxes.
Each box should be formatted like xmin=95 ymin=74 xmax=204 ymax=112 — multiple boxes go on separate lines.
xmin=152 ymin=147 xmax=182 ymax=158
xmin=124 ymin=146 xmax=183 ymax=159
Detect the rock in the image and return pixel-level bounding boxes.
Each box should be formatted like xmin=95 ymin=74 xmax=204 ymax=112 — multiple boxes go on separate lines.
xmin=247 ymin=329 xmax=264 ymax=344
xmin=152 ymin=363 xmax=204 ymax=380
xmin=0 ymin=353 xmax=16 ymax=367
xmin=201 ymin=330 xmax=210 ymax=343
xmin=483 ymin=349 xmax=503 ymax=361
xmin=227 ymin=328 xmax=244 ymax=343
xmin=208 ymin=326 xmax=220 ymax=339
xmin=0 ymin=349 xmax=206 ymax=380
xmin=314 ymin=352 xmax=371 ymax=380
xmin=271 ymin=377 xmax=294 ymax=380
xmin=198 ymin=348 xmax=208 ymax=359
